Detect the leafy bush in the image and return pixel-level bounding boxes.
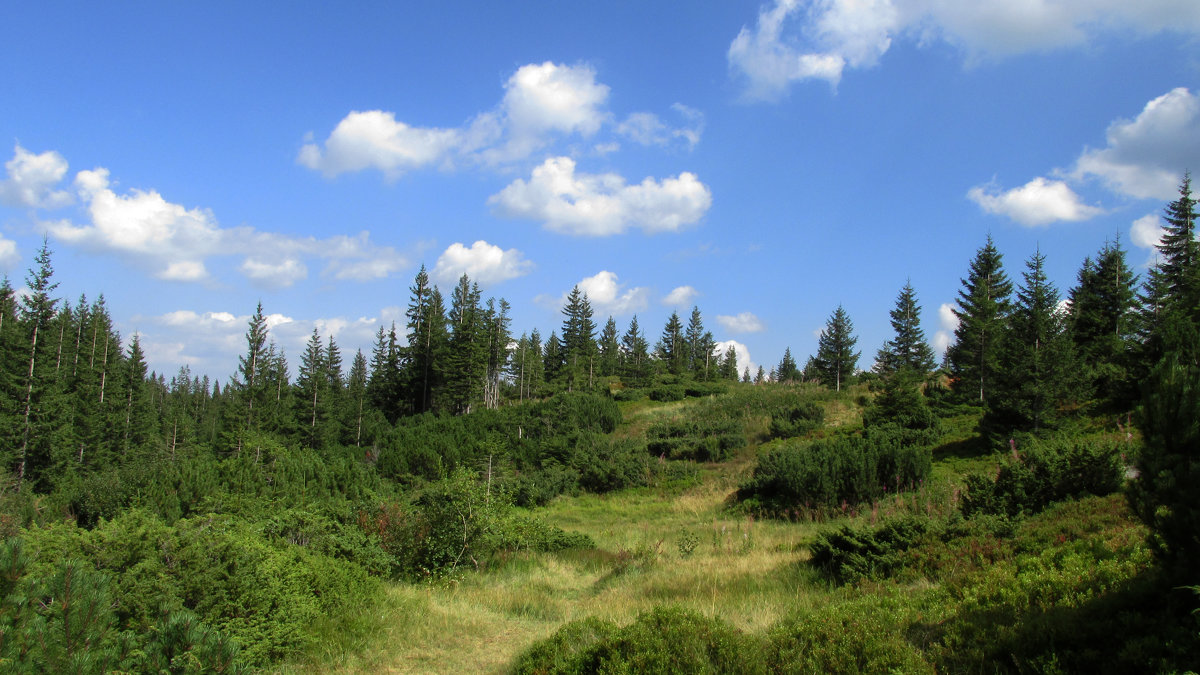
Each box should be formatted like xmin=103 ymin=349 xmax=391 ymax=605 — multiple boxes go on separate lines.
xmin=17 ymin=509 xmax=377 ymax=668
xmin=809 ymin=514 xmax=938 ymax=583
xmin=767 ymin=598 xmax=934 ymax=674
xmin=512 ymin=606 xmax=766 ymax=674
xmin=646 ymin=418 xmax=743 ymax=462
xmin=962 ymin=436 xmax=1125 ymax=518
xmin=365 ymin=469 xmax=593 ymax=579
xmin=648 ymin=385 xmax=685 ymax=402
xmin=737 ymin=430 xmax=932 ymax=515
xmin=767 ymin=401 xmax=825 ymax=439
xmin=1127 ymin=349 xmax=1200 ymax=575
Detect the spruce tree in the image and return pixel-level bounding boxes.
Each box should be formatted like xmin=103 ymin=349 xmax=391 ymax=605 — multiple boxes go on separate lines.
xmin=560 ymin=286 xmax=597 ymax=390
xmin=17 ymin=239 xmax=63 ymax=488
xmin=684 ymin=306 xmax=706 ymax=375
xmin=987 ymin=250 xmax=1077 ymax=435
xmin=874 ymin=281 xmax=935 ymax=376
xmin=776 ymin=348 xmax=799 ymax=383
xmin=598 ymin=317 xmax=620 ymax=378
xmin=656 ymin=311 xmax=685 ymax=376
xmin=813 ymin=305 xmax=860 ymax=391
xmin=227 ymin=302 xmax=271 ymax=455
xmin=947 ymin=235 xmax=1013 ymax=404
xmin=621 ymin=316 xmax=650 ymax=387
xmin=295 ymin=328 xmax=328 ymax=449
xmin=1068 ymin=239 xmax=1138 ymax=407
xmin=444 ymin=275 xmax=486 ymax=414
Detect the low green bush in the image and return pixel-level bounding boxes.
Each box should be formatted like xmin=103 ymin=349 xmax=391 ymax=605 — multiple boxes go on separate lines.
xmin=737 ymin=430 xmax=932 ymax=515
xmin=512 ymin=606 xmax=766 ymax=674
xmin=767 ymin=401 xmax=825 ymax=439
xmin=962 ymin=436 xmax=1125 ymax=518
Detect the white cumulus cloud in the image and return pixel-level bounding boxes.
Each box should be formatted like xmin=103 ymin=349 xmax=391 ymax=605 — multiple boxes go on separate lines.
xmin=546 ymin=270 xmax=649 ymax=317
xmin=297 ymin=110 xmax=462 ymax=179
xmin=432 ymin=240 xmax=533 ymax=286
xmin=34 ymin=157 xmax=406 ymax=287
xmin=663 ymin=285 xmax=700 ymax=306
xmin=616 ymin=104 xmax=705 ymax=150
xmin=713 ymin=339 xmax=759 ymax=380
xmin=488 ymin=156 xmax=712 ymax=236
xmin=932 ymin=302 xmax=960 ymax=356
xmin=717 ymin=311 xmax=767 ymax=333
xmin=0 ymin=145 xmax=73 ymax=209
xmin=729 ymin=1 xmax=1200 ymax=99
xmin=1072 ymin=87 xmax=1200 ymax=200
xmin=0 ymin=237 xmax=18 ymax=272
xmin=1130 ymin=213 xmax=1165 ymax=250
xmin=967 ymin=177 xmax=1103 ymax=226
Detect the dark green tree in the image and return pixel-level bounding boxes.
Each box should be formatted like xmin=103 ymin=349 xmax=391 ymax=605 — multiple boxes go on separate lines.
xmin=873 ymin=281 xmax=935 ymax=377
xmin=621 ymin=316 xmax=650 ymax=387
xmin=226 ymin=303 xmax=271 ymax=456
xmin=560 ymin=286 xmax=597 ymax=390
xmin=17 ymin=239 xmax=64 ymax=488
xmin=656 ymin=311 xmax=685 ymax=376
xmin=813 ymin=305 xmax=860 ymax=391
xmin=776 ymin=347 xmax=799 ymax=383
xmin=1067 ymin=239 xmax=1138 ymax=407
xmin=444 ymin=275 xmax=486 ymax=414
xmin=719 ymin=345 xmax=738 ymax=381
xmin=987 ymin=250 xmax=1077 ymax=435
xmin=948 ymin=235 xmax=1013 ymax=404
xmin=1127 ymin=311 xmax=1200 ymax=577
xmin=598 ymin=316 xmax=620 ymax=378
xmin=295 ymin=328 xmax=329 ymax=449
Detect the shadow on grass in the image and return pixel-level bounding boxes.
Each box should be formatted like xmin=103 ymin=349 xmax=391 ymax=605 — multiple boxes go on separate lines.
xmin=917 ymin=566 xmax=1200 ymax=674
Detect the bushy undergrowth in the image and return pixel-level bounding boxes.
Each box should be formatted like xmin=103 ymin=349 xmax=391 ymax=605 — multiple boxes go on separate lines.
xmin=363 ymin=469 xmax=593 ymax=580
xmin=646 ymin=418 xmax=743 ymax=462
xmin=737 ymin=428 xmax=932 ymax=517
xmin=13 ymin=507 xmax=378 ymax=669
xmin=511 ymin=606 xmax=765 ymax=674
xmin=962 ymin=435 xmax=1126 ymax=518
xmin=766 ymin=401 xmax=825 ymax=439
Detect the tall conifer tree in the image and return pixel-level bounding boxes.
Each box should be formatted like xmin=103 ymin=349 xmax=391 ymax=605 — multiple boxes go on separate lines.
xmin=947 ymin=236 xmax=1013 ymax=404
xmin=813 ymin=305 xmax=859 ymax=391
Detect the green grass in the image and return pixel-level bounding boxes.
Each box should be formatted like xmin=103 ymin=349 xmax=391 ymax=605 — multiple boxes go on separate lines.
xmin=277 ymin=392 xmax=1168 ymax=674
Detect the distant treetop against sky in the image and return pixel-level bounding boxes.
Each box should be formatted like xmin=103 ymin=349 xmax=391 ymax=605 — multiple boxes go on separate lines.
xmin=2 ymin=1 xmax=1197 ymax=380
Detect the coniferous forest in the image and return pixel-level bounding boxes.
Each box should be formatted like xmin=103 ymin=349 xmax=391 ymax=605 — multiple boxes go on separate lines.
xmin=0 ymin=177 xmax=1198 ymax=672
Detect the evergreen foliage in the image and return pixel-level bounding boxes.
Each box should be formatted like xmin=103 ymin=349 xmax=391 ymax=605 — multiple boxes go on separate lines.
xmin=812 ymin=305 xmax=859 ymax=391
xmin=947 ymin=235 xmax=1013 ymax=404
xmin=1068 ymin=239 xmax=1139 ymax=407
xmin=874 ymin=280 xmax=936 ymax=376
xmin=986 ymin=250 xmax=1078 ymax=436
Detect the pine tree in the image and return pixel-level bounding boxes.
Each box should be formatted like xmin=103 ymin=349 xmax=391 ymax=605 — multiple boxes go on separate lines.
xmin=874 ymin=281 xmax=935 ymax=377
xmin=1068 ymin=239 xmax=1138 ymax=407
xmin=987 ymin=250 xmax=1078 ymax=435
xmin=656 ymin=311 xmax=685 ymax=376
xmin=227 ymin=302 xmax=271 ymax=456
xmin=482 ymin=298 xmax=511 ymax=409
xmin=295 ymin=328 xmax=329 ymax=449
xmin=443 ymin=275 xmax=486 ymax=414
xmin=17 ymin=239 xmax=62 ymax=488
xmin=1157 ymin=173 xmax=1198 ymax=304
xmin=776 ymin=348 xmax=799 ymax=383
xmin=684 ymin=306 xmax=706 ymax=375
xmin=813 ymin=305 xmax=860 ymax=391
xmin=560 ymin=286 xmax=597 ymax=390
xmin=621 ymin=316 xmax=650 ymax=387
xmin=344 ymin=350 xmax=369 ymax=448
xmin=947 ymin=236 xmax=1013 ymax=404
xmin=368 ymin=323 xmax=403 ymax=422
xmin=719 ymin=345 xmax=738 ymax=381
xmin=598 ymin=317 xmax=620 ymax=377
xmin=119 ymin=333 xmax=153 ymax=457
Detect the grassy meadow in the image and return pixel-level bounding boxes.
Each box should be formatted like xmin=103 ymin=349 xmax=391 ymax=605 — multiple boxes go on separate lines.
xmin=271 ymin=384 xmax=1184 ymax=674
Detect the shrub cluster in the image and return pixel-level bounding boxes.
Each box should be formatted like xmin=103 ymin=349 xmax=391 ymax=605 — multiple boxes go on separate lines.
xmin=646 ymin=418 xmax=743 ymax=462
xmin=511 ymin=606 xmax=764 ymax=674
xmin=362 ymin=469 xmax=593 ymax=580
xmin=13 ymin=508 xmax=378 ymax=669
xmin=766 ymin=401 xmax=825 ymax=439
xmin=962 ymin=436 xmax=1125 ymax=518
xmin=737 ymin=428 xmax=932 ymax=516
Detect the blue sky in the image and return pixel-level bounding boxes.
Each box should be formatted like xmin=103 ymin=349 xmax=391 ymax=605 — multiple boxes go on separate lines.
xmin=2 ymin=1 xmax=1198 ymax=382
